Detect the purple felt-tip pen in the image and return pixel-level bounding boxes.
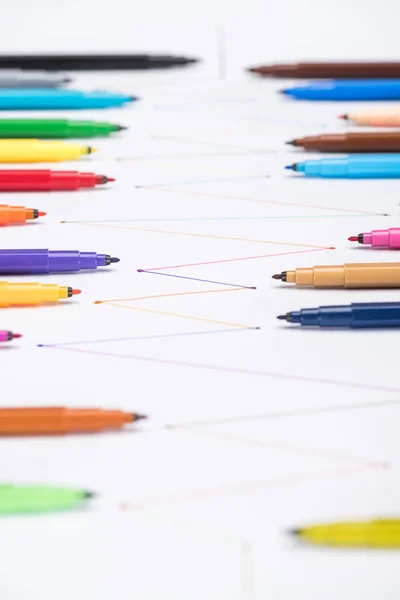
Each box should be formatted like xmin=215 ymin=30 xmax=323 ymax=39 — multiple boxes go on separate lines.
xmin=0 ymin=249 xmax=120 ymax=274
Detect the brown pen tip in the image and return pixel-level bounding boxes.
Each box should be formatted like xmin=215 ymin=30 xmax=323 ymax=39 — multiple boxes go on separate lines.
xmin=339 ymin=114 xmax=348 ymax=120
xmin=272 ymin=273 xmax=282 ymax=280
xmin=38 ymin=211 xmax=47 ymax=217
xmin=72 ymin=289 xmax=81 ymax=295
xmin=348 ymin=236 xmax=358 ymax=242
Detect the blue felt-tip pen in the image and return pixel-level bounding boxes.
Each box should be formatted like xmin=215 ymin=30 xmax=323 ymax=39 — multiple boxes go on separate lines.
xmin=0 ymin=90 xmax=137 ymax=110
xmin=278 ymin=302 xmax=400 ymax=328
xmin=286 ymin=154 xmax=400 ymax=178
xmin=281 ymin=79 xmax=400 ymax=101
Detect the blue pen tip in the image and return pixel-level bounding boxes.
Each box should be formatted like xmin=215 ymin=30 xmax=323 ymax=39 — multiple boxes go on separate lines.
xmin=110 ymin=257 xmax=120 ymax=263
xmin=285 ymin=165 xmax=294 ymax=170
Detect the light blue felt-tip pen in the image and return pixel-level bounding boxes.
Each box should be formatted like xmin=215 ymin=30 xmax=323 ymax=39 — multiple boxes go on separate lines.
xmin=286 ymin=154 xmax=400 ymax=178
xmin=0 ymin=90 xmax=137 ymax=110
xmin=281 ymin=79 xmax=400 ymax=101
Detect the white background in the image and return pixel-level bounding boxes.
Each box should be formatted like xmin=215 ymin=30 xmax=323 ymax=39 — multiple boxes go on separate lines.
xmin=1 ymin=0 xmax=400 ymax=598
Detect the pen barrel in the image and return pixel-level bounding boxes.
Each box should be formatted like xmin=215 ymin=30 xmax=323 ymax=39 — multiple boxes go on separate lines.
xmin=0 ymin=250 xmax=103 ymax=273
xmin=0 ymin=205 xmax=23 ymax=224
xmin=0 ymin=119 xmax=69 ymax=138
xmin=343 ymin=263 xmax=400 ymax=288
xmin=50 ymin=171 xmax=96 ymax=190
xmin=301 ymin=522 xmax=400 ymax=547
xmin=348 ymin=155 xmax=400 ymax=177
xmin=0 ymin=141 xmax=84 ymax=163
xmin=0 ymin=330 xmax=11 ymax=341
xmin=0 ymin=281 xmax=65 ymax=306
xmin=306 ymin=134 xmax=400 ymax=152
xmin=0 ymin=407 xmax=133 ymax=434
xmin=350 ymin=303 xmax=400 ymax=327
xmin=354 ymin=114 xmax=400 ymax=127
xmin=0 ymin=486 xmax=87 ymax=514
xmin=0 ymin=91 xmax=131 ymax=110
xmin=293 ymin=63 xmax=400 ymax=79
xmin=370 ymin=228 xmax=400 ymax=248
xmin=0 ymin=170 xmax=53 ymax=190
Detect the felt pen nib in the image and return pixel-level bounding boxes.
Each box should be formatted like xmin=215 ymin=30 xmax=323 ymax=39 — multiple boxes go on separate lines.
xmin=288 ymin=528 xmax=302 ymax=536
xmin=285 ymin=140 xmax=297 ymax=146
xmin=38 ymin=211 xmax=47 ymax=217
xmin=339 ymin=114 xmax=348 ymax=120
xmin=285 ymin=164 xmax=296 ymax=171
xmin=133 ymin=413 xmax=148 ymax=422
xmin=280 ymin=89 xmax=289 ymax=95
xmin=110 ymin=257 xmax=120 ymax=263
xmin=277 ymin=314 xmax=287 ymax=321
xmin=116 ymin=125 xmax=127 ymax=131
xmin=272 ymin=273 xmax=282 ymax=280
xmin=83 ymin=491 xmax=96 ymax=499
xmin=348 ymin=236 xmax=358 ymax=242
xmin=12 ymin=333 xmax=22 ymax=339
xmin=72 ymin=289 xmax=81 ymax=295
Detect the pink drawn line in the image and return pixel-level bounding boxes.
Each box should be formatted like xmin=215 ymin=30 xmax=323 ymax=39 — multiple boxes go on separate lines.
xmin=146 ymin=247 xmax=332 ymax=271
xmin=140 ymin=186 xmax=388 ymax=217
xmin=44 ymin=345 xmax=400 ymax=395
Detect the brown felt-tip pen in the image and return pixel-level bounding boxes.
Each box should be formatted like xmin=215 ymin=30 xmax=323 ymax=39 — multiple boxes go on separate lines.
xmin=287 ymin=132 xmax=400 ymax=153
xmin=0 ymin=407 xmax=147 ymax=436
xmin=272 ymin=263 xmax=400 ymax=289
xmin=248 ymin=62 xmax=400 ymax=79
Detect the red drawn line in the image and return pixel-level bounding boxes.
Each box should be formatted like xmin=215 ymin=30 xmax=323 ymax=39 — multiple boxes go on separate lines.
xmin=140 ymin=186 xmax=387 ymax=217
xmin=146 ymin=247 xmax=332 ymax=271
xmin=44 ymin=346 xmax=400 ymax=395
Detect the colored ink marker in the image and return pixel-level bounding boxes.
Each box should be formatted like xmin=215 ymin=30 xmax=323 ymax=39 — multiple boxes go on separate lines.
xmin=0 ymin=250 xmax=119 ymax=274
xmin=0 ymin=330 xmax=22 ymax=341
xmin=248 ymin=62 xmax=400 ymax=79
xmin=0 ymin=485 xmax=94 ymax=515
xmin=0 ymin=170 xmax=115 ymax=191
xmin=349 ymin=228 xmax=400 ymax=248
xmin=290 ymin=518 xmax=400 ymax=548
xmin=277 ymin=302 xmax=400 ymax=328
xmin=272 ymin=262 xmax=400 ymax=288
xmin=287 ymin=133 xmax=400 ymax=153
xmin=0 ymin=282 xmax=80 ymax=307
xmin=0 ymin=119 xmax=126 ymax=138
xmin=341 ymin=110 xmax=400 ymax=127
xmin=286 ymin=155 xmax=400 ymax=178
xmin=281 ymin=79 xmax=400 ymax=101
xmin=0 ymin=90 xmax=136 ymax=110
xmin=0 ymin=141 xmax=95 ymax=163
xmin=0 ymin=205 xmax=46 ymax=225
xmin=0 ymin=407 xmax=147 ymax=436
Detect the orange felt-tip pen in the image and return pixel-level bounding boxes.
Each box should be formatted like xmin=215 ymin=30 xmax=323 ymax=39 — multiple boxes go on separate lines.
xmin=0 ymin=281 xmax=80 ymax=306
xmin=0 ymin=204 xmax=46 ymax=226
xmin=0 ymin=407 xmax=147 ymax=436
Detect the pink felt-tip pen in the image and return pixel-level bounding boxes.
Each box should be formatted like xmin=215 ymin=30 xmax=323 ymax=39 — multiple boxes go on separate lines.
xmin=349 ymin=228 xmax=400 ymax=249
xmin=0 ymin=330 xmax=22 ymax=342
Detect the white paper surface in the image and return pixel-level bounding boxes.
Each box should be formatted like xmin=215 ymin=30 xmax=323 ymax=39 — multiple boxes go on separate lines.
xmin=1 ymin=2 xmax=400 ymax=598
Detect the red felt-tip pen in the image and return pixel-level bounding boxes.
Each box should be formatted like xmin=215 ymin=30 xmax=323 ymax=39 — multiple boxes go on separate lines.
xmin=0 ymin=170 xmax=115 ymax=191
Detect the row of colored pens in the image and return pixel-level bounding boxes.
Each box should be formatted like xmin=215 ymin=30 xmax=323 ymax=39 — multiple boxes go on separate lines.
xmin=249 ymin=59 xmax=400 ymax=548
xmin=0 ymin=55 xmax=201 ymax=517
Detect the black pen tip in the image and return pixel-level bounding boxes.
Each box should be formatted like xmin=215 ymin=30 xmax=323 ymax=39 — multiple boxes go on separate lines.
xmin=288 ymin=528 xmax=302 ymax=536
xmin=133 ymin=413 xmax=148 ymax=421
xmin=83 ymin=491 xmax=96 ymax=499
xmin=116 ymin=125 xmax=128 ymax=131
xmin=277 ymin=314 xmax=287 ymax=320
xmin=286 ymin=140 xmax=297 ymax=146
xmin=280 ymin=89 xmax=289 ymax=95
xmin=272 ymin=273 xmax=282 ymax=280
xmin=63 ymin=77 xmax=73 ymax=84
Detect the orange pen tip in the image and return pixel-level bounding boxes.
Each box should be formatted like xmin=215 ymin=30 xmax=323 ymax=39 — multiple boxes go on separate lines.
xmin=12 ymin=333 xmax=22 ymax=339
xmin=72 ymin=289 xmax=81 ymax=295
xmin=38 ymin=211 xmax=47 ymax=217
xmin=348 ymin=236 xmax=358 ymax=242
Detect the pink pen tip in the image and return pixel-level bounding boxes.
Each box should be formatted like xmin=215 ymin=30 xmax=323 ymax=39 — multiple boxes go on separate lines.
xmin=348 ymin=236 xmax=358 ymax=242
xmin=38 ymin=211 xmax=47 ymax=217
xmin=107 ymin=177 xmax=116 ymax=182
xmin=12 ymin=333 xmax=22 ymax=339
xmin=72 ymin=289 xmax=81 ymax=295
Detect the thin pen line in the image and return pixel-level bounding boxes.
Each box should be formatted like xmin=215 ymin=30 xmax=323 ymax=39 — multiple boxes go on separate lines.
xmin=95 ymin=286 xmax=252 ymax=304
xmin=135 ymin=175 xmax=270 ymax=188
xmin=61 ymin=214 xmax=371 ymax=224
xmin=137 ymin=270 xmax=256 ymax=289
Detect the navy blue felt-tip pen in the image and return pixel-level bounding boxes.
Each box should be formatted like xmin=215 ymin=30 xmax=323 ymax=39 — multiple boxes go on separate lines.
xmin=277 ymin=302 xmax=400 ymax=328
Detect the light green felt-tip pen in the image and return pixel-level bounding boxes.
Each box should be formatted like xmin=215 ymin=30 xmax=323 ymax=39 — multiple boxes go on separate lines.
xmin=0 ymin=485 xmax=95 ymax=515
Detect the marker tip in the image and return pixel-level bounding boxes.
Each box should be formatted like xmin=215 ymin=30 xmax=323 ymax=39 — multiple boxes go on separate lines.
xmin=12 ymin=333 xmax=22 ymax=339
xmin=38 ymin=211 xmax=47 ymax=217
xmin=107 ymin=177 xmax=116 ymax=182
xmin=285 ymin=164 xmax=295 ymax=170
xmin=272 ymin=273 xmax=282 ymax=280
xmin=72 ymin=289 xmax=81 ymax=295
xmin=339 ymin=114 xmax=348 ymax=120
xmin=110 ymin=256 xmax=120 ymax=263
xmin=277 ymin=315 xmax=287 ymax=320
xmin=348 ymin=236 xmax=358 ymax=242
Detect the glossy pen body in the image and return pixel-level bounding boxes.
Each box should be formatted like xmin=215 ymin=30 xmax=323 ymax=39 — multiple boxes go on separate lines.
xmin=249 ymin=62 xmax=400 ymax=79
xmin=0 ymin=90 xmax=135 ymax=110
xmin=343 ymin=110 xmax=400 ymax=126
xmin=292 ymin=519 xmax=400 ymax=548
xmin=279 ymin=302 xmax=400 ymax=328
xmin=0 ymin=70 xmax=70 ymax=88
xmin=0 ymin=249 xmax=119 ymax=274
xmin=0 ymin=170 xmax=112 ymax=190
xmin=0 ymin=141 xmax=93 ymax=163
xmin=282 ymin=79 xmax=400 ymax=101
xmin=350 ymin=228 xmax=400 ymax=248
xmin=0 ymin=54 xmax=198 ymax=71
xmin=0 ymin=485 xmax=93 ymax=515
xmin=0 ymin=330 xmax=21 ymax=341
xmin=0 ymin=407 xmax=146 ymax=435
xmin=273 ymin=262 xmax=400 ymax=288
xmin=0 ymin=282 xmax=80 ymax=306
xmin=289 ymin=133 xmax=400 ymax=153
xmin=0 ymin=204 xmax=45 ymax=225
xmin=288 ymin=155 xmax=400 ymax=178
xmin=0 ymin=119 xmax=124 ymax=138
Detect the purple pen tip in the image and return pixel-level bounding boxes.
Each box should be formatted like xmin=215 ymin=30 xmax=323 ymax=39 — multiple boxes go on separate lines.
xmin=110 ymin=257 xmax=120 ymax=263
xmin=137 ymin=269 xmax=144 ymax=273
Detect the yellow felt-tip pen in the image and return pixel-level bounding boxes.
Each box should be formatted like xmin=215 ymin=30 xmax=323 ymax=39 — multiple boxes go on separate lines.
xmin=290 ymin=519 xmax=400 ymax=548
xmin=0 ymin=140 xmax=96 ymax=162
xmin=0 ymin=282 xmax=81 ymax=307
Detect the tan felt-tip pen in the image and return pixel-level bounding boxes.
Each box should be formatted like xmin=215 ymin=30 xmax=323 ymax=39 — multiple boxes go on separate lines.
xmin=272 ymin=262 xmax=400 ymax=288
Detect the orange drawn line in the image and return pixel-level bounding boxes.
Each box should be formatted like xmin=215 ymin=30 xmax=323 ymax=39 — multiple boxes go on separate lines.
xmin=95 ymin=286 xmax=249 ymax=304
xmin=69 ymin=221 xmax=331 ymax=250
xmin=138 ymin=186 xmax=386 ymax=217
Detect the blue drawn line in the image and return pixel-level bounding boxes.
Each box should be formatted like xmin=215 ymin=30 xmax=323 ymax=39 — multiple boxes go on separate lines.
xmin=137 ymin=269 xmax=256 ymax=289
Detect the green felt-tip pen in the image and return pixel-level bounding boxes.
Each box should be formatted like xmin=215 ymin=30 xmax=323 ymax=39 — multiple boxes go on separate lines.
xmin=0 ymin=484 xmax=95 ymax=514
xmin=0 ymin=119 xmax=126 ymax=139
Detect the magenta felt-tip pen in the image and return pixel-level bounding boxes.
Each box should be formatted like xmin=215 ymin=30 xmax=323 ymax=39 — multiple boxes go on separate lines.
xmin=0 ymin=249 xmax=120 ymax=274
xmin=0 ymin=330 xmax=21 ymax=341
xmin=349 ymin=228 xmax=400 ymax=248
